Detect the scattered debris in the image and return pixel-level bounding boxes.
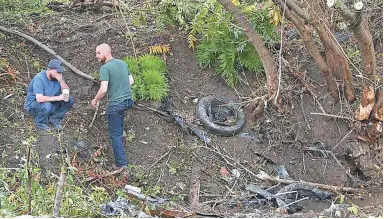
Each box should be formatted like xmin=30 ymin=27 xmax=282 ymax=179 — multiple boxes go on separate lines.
xmin=238 ymin=132 xmax=263 ymax=143
xmin=124 ymin=185 xmax=168 ymax=204
xmin=100 ymin=197 xmax=150 ymax=217
xmin=173 ymin=115 xmax=211 ymax=145
xmin=231 ymin=169 xmax=240 ymax=178
xmin=220 ymin=167 xmax=230 ymax=177
xmin=3 ymin=93 xmax=13 ymax=99
xmin=275 ymin=165 xmax=292 ymax=180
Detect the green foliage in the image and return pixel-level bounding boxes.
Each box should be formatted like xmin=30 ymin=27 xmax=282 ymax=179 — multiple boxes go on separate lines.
xmin=123 ymin=55 xmax=169 ymax=101
xmin=156 ymin=0 xmax=279 ymax=87
xmin=0 ymin=165 xmax=109 ymax=217
xmin=0 ymin=0 xmax=52 ymax=23
xmin=139 ymin=55 xmax=167 ymax=73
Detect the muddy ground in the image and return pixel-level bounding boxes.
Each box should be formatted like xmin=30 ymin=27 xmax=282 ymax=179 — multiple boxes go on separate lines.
xmin=0 ymin=7 xmax=382 ymax=218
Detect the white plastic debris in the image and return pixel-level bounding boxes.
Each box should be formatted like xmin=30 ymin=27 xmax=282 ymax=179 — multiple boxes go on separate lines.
xmin=232 ymin=169 xmax=241 ymax=178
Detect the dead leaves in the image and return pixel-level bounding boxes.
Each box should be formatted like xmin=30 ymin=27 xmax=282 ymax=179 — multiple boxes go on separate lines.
xmin=149 ymin=45 xmax=170 ymax=55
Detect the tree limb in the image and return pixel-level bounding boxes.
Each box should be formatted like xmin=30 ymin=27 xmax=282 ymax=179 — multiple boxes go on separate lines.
xmin=0 ymin=25 xmax=96 ymax=82
xmin=216 ymin=0 xmax=278 ymax=98
xmin=53 ymin=172 xmax=67 ymax=218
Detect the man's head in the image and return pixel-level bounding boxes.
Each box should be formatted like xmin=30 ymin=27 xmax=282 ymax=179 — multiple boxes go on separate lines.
xmin=47 ymin=59 xmax=65 ymax=80
xmin=95 ymin=44 xmax=112 ymax=64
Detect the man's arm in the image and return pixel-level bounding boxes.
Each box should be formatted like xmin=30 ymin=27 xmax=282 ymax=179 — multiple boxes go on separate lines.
xmin=129 ymin=75 xmax=134 ymax=86
xmin=36 ymin=93 xmax=65 ymax=103
xmin=91 ymin=81 xmax=108 ymax=107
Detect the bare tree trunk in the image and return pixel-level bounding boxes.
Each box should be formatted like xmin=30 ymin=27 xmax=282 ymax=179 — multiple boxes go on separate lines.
xmin=335 ymin=2 xmax=376 ymax=81
xmin=216 ymin=0 xmax=278 ymax=97
xmin=283 ymin=0 xmax=355 ymax=102
xmin=274 ymin=0 xmax=338 ymax=99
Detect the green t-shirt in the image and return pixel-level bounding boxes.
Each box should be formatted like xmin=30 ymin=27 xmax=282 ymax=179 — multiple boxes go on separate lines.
xmin=99 ymin=59 xmax=132 ymax=106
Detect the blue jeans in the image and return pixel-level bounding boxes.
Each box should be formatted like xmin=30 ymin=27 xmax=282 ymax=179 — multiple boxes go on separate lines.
xmin=107 ymin=99 xmax=134 ymax=167
xmin=26 ymin=97 xmax=74 ymax=129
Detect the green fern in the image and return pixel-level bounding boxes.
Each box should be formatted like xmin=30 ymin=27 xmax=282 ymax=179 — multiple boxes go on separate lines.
xmin=156 ymin=0 xmax=279 ymax=87
xmin=123 ymin=55 xmax=169 ymax=101
xmin=122 ymin=57 xmax=140 ymax=75
xmin=138 ymin=55 xmax=167 ymax=73
xmin=238 ymin=42 xmax=263 ymax=73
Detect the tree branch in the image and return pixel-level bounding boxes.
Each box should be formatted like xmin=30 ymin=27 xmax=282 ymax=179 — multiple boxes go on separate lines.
xmin=0 ymin=25 xmax=96 ymax=82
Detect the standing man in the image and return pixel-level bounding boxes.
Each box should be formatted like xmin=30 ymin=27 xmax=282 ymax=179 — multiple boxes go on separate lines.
xmin=91 ymin=44 xmax=134 ymax=169
xmin=24 ymin=59 xmax=74 ymax=131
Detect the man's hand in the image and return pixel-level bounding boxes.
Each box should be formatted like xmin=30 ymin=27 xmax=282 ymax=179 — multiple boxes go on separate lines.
xmin=57 ymin=94 xmax=65 ymax=101
xmin=91 ymin=99 xmax=98 ymax=108
xmin=53 ymin=72 xmax=63 ymax=82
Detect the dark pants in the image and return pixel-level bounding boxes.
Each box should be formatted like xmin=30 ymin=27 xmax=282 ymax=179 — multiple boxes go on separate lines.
xmin=27 ymin=97 xmax=74 ymax=129
xmin=107 ymin=99 xmax=134 ymax=167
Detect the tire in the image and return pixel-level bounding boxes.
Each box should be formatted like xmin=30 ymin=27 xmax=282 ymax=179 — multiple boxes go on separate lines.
xmin=196 ymin=96 xmax=246 ymax=136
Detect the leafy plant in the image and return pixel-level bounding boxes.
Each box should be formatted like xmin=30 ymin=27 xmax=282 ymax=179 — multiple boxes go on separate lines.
xmin=0 ymin=163 xmax=109 ymax=217
xmin=0 ymin=0 xmax=52 ymax=23
xmin=156 ymin=0 xmax=279 ymax=87
xmin=123 ymin=55 xmax=169 ymax=101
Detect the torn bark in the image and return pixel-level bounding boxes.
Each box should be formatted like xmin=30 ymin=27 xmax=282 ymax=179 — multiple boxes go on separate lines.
xmin=355 ymin=86 xmax=375 ymax=121
xmin=0 ymin=25 xmax=96 ymax=82
xmin=371 ymin=88 xmax=383 ymax=121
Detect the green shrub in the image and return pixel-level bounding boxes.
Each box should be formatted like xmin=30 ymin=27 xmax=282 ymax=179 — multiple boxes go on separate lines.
xmin=156 ymin=0 xmax=279 ymax=87
xmin=0 ymin=0 xmax=52 ymax=23
xmin=123 ymin=55 xmax=169 ymax=101
xmin=0 ymin=166 xmax=108 ymax=217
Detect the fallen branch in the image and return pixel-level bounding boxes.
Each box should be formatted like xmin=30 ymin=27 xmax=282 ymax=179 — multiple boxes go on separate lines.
xmin=143 ymin=147 xmax=174 ymax=175
xmin=89 ymin=102 xmax=100 ymax=128
xmin=0 ymin=25 xmax=96 ymax=82
xmin=310 ymin=112 xmax=354 ymax=121
xmin=256 ymin=171 xmax=365 ymax=193
xmin=53 ymin=171 xmax=67 ymax=217
xmin=85 ymin=168 xmax=123 ymax=182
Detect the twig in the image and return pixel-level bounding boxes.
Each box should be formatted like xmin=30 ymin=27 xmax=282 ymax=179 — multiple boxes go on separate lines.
xmin=135 ymin=103 xmax=170 ymax=117
xmin=92 ymin=13 xmax=117 ymax=22
xmin=0 ymin=25 xmax=96 ymax=81
xmin=89 ymin=102 xmax=100 ymax=128
xmin=212 ymin=178 xmax=237 ymax=209
xmin=284 ymin=197 xmax=309 ymax=207
xmin=200 ymin=146 xmax=259 ymax=179
xmin=157 ymin=150 xmax=172 ymax=185
xmin=310 ymin=112 xmax=354 ymax=121
xmin=332 ymin=129 xmax=354 ymax=151
xmin=143 ymin=147 xmax=174 ymax=175
xmin=85 ymin=168 xmax=123 ymax=182
xmin=275 ymin=0 xmax=287 ymax=104
xmin=24 ymin=54 xmax=30 ymax=79
xmin=300 ymin=93 xmax=311 ymax=129
xmin=26 ymin=144 xmax=32 ymax=214
xmin=53 ymin=171 xmax=67 ymax=217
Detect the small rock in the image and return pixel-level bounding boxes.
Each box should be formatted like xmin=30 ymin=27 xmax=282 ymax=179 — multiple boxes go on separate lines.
xmin=145 ymin=127 xmax=150 ymax=131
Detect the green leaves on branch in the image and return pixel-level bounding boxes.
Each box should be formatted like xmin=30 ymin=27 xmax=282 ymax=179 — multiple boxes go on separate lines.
xmin=123 ymin=55 xmax=169 ymax=101
xmin=156 ymin=0 xmax=279 ymax=87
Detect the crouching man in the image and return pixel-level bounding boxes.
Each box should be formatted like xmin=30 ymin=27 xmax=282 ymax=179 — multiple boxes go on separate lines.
xmin=24 ymin=59 xmax=74 ymax=131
